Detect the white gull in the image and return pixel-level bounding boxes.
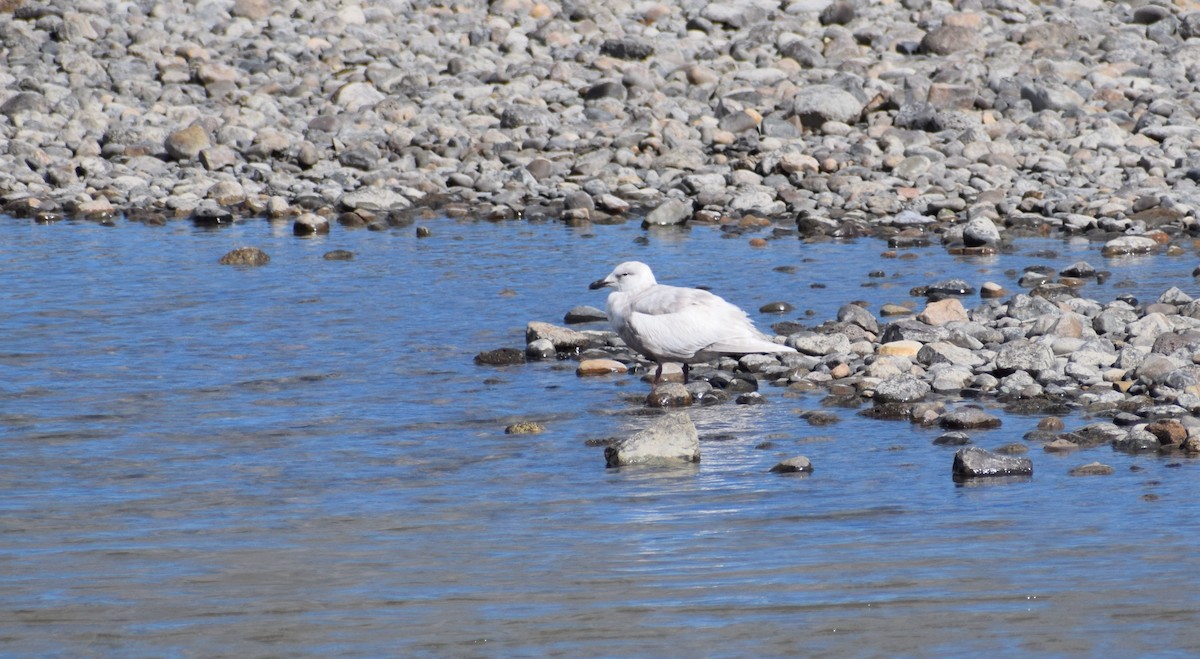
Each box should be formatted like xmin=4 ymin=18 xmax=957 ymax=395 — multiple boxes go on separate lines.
xmin=589 ymin=261 xmax=796 ymax=383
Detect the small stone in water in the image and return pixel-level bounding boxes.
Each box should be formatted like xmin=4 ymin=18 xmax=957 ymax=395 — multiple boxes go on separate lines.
xmin=576 ymin=359 xmax=628 ymax=376
xmin=474 ymin=348 xmax=526 ymax=366
xmin=769 ymin=456 xmax=813 ymax=473
xmin=760 ymin=301 xmax=794 ymax=313
xmin=416 ymin=226 xmax=432 ymax=238
xmin=218 ymin=246 xmax=270 ymax=266
xmin=505 ymin=421 xmax=544 ymax=435
xmin=323 ymin=250 xmax=354 ymax=261
xmin=1069 ymin=462 xmax=1114 ymax=477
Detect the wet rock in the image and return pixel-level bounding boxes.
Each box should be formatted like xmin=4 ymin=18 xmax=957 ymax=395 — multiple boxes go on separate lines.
xmin=1101 ymin=236 xmax=1159 ymax=257
xmin=939 ymin=407 xmax=1002 ymax=430
xmin=323 ymin=250 xmax=354 ymax=261
xmin=1043 ymin=438 xmax=1080 ymax=453
xmin=760 ymin=301 xmax=794 ymax=314
xmin=218 ymin=246 xmax=270 ymax=266
xmin=736 ymin=392 xmax=768 ymax=405
xmin=294 ymin=213 xmax=330 ymax=236
xmin=800 ymin=410 xmax=841 ymax=426
xmin=933 ymin=431 xmax=972 ymax=446
xmin=1058 ymin=422 xmax=1126 ymax=448
xmin=577 ymin=358 xmax=628 ymax=376
xmin=526 ymin=338 xmax=556 ymax=360
xmin=505 ymin=421 xmax=544 ymax=435
xmin=474 ymin=348 xmax=526 ymax=366
xmin=769 ymin=456 xmax=813 ymax=473
xmin=1146 ymin=419 xmax=1187 ymax=446
xmin=564 ymin=305 xmax=607 ymax=324
xmin=1069 ymin=462 xmax=1114 ymax=476
xmin=962 ymin=216 xmax=1000 ymax=247
xmin=604 ymin=413 xmax=700 ymax=467
xmin=952 ymin=447 xmax=1033 ymax=479
xmin=647 ymin=383 xmax=693 ymax=408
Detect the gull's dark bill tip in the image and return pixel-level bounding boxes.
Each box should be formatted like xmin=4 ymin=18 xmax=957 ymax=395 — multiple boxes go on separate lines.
xmin=588 ymin=279 xmax=608 ymax=290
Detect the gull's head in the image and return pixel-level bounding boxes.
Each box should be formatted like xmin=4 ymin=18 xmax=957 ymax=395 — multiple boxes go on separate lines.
xmin=589 ymin=261 xmax=656 ymax=293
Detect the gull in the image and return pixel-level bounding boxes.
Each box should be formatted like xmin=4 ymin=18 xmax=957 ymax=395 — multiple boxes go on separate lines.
xmin=589 ymin=261 xmax=796 ymax=384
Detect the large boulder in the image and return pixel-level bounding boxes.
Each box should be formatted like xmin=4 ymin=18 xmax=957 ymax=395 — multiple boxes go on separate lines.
xmin=605 ymin=413 xmax=700 ymax=467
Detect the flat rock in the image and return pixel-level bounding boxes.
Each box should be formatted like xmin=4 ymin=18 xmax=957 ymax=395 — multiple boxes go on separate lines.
xmin=576 ymin=358 xmax=628 ymax=376
xmin=939 ymin=407 xmax=1002 ymax=430
xmin=1068 ymin=462 xmax=1114 ymax=476
xmin=604 ymin=413 xmax=700 ymax=467
xmin=952 ymin=447 xmax=1033 ymax=479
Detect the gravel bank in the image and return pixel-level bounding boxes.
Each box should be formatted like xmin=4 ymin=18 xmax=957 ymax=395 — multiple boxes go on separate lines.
xmin=3 ymin=0 xmax=1200 ymax=235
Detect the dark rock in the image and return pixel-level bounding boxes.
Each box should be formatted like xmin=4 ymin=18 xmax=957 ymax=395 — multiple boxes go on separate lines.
xmin=952 ymin=447 xmax=1033 ymax=479
xmin=600 ymin=37 xmax=654 ymax=60
xmin=218 ymin=246 xmax=270 ymax=266
xmin=294 ymin=213 xmax=330 ymax=236
xmin=736 ymin=392 xmax=767 ymax=405
xmin=323 ymin=250 xmax=354 ymax=261
xmin=819 ymin=1 xmax=857 ymax=25
xmin=474 ymin=348 xmax=526 ymax=365
xmin=584 ymin=81 xmax=626 ymax=101
xmin=920 ymin=25 xmax=977 ymax=55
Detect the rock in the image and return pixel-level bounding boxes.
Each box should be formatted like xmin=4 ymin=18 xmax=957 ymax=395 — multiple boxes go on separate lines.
xmin=474 ymin=348 xmax=526 ymax=365
xmin=526 ymin=338 xmax=556 ymax=360
xmin=577 ymin=358 xmax=628 ymax=376
xmin=294 ymin=213 xmax=330 ymax=236
xmin=1101 ymin=236 xmax=1159 ymax=257
xmin=341 ymin=188 xmax=412 ymax=211
xmin=647 ymin=382 xmax=693 ymax=408
xmin=769 ymin=456 xmax=813 ymax=473
xmin=505 ymin=421 xmax=544 ymax=435
xmin=1043 ymin=438 xmax=1080 ymax=453
xmin=164 ymin=124 xmax=210 ymax=161
xmin=323 ymin=250 xmax=354 ymax=261
xmin=952 ymin=447 xmax=1033 ymax=479
xmin=564 ymin=305 xmax=607 ymax=324
xmin=604 ymin=413 xmax=700 ymax=467
xmin=873 ymin=374 xmax=931 ymax=403
xmin=1146 ymin=419 xmax=1187 ymax=446
xmin=917 ymin=298 xmax=969 ymax=326
xmin=920 ymin=25 xmax=977 ymax=55
xmin=918 ymin=342 xmax=985 ymax=368
xmin=962 ymin=216 xmax=1000 ymax=247
xmin=994 ymin=340 xmax=1056 ymax=374
xmin=218 ymin=246 xmax=270 ymax=266
xmin=643 ymin=199 xmax=691 ymax=226
xmin=792 ymin=84 xmax=865 ymax=127
xmin=933 ymin=431 xmax=972 ymax=446
xmin=760 ymin=301 xmax=795 ymax=314
xmin=939 ymin=407 xmax=1002 ymax=430
xmin=1068 ymin=462 xmax=1114 ymax=476
xmin=788 ymin=332 xmax=851 ymax=356
xmin=600 ymin=37 xmax=654 ymax=60
xmin=878 ymin=340 xmax=922 ymax=358
xmin=526 ymin=321 xmax=592 ymax=353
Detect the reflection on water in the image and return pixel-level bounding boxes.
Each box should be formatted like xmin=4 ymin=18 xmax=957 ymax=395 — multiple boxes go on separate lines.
xmin=2 ymin=216 xmax=1199 ymax=655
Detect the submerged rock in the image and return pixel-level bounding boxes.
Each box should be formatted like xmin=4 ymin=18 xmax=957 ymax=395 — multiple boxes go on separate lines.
xmin=218 ymin=246 xmax=270 ymax=266
xmin=604 ymin=413 xmax=700 ymax=467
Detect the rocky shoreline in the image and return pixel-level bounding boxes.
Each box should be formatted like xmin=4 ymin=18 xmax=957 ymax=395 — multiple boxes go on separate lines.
xmin=2 ymin=0 xmax=1200 ymax=238
xmin=512 ymin=269 xmax=1200 ymax=462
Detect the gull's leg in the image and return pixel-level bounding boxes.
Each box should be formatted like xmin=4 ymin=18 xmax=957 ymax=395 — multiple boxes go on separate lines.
xmin=654 ymin=363 xmax=663 ymax=385
xmin=683 ymin=363 xmax=690 ymax=384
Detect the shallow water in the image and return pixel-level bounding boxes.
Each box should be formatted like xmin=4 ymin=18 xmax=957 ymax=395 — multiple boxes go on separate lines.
xmin=2 ymin=215 xmax=1199 ymax=656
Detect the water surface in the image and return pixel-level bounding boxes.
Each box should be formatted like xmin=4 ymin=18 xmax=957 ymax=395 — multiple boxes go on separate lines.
xmin=2 ymin=216 xmax=1199 ymax=656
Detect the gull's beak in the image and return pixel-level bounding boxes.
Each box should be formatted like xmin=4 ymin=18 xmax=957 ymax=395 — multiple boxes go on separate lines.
xmin=589 ymin=276 xmax=612 ymax=290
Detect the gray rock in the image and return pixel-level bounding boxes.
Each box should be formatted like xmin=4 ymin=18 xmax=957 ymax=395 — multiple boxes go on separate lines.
xmin=788 ymin=332 xmax=852 ymax=356
xmin=564 ymin=305 xmax=607 ymax=324
xmin=218 ymin=246 xmax=270 ymax=266
xmin=918 ymin=341 xmax=986 ymax=368
xmin=995 ymin=340 xmax=1057 ymax=374
xmin=962 ymin=216 xmax=1001 ymax=247
xmin=643 ymin=199 xmax=691 ymax=226
xmin=605 ymin=413 xmax=700 ymax=467
xmin=770 ymin=456 xmax=813 ymax=473
xmin=952 ymin=447 xmax=1033 ymax=479
xmin=792 ymin=84 xmax=865 ymax=127
xmin=940 ymin=407 xmax=1002 ymax=430
xmin=920 ymin=25 xmax=978 ymax=55
xmin=873 ymin=374 xmax=931 ymax=403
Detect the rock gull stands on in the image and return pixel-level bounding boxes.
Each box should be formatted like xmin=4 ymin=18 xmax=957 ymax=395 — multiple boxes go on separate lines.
xmin=589 ymin=261 xmax=796 ymax=383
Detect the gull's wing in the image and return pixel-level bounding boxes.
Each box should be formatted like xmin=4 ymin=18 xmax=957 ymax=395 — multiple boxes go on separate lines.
xmin=625 ymin=285 xmax=789 ymax=360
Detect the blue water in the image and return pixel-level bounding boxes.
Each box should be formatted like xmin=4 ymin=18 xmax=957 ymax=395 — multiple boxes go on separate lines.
xmin=2 ymin=215 xmax=1199 ymax=656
